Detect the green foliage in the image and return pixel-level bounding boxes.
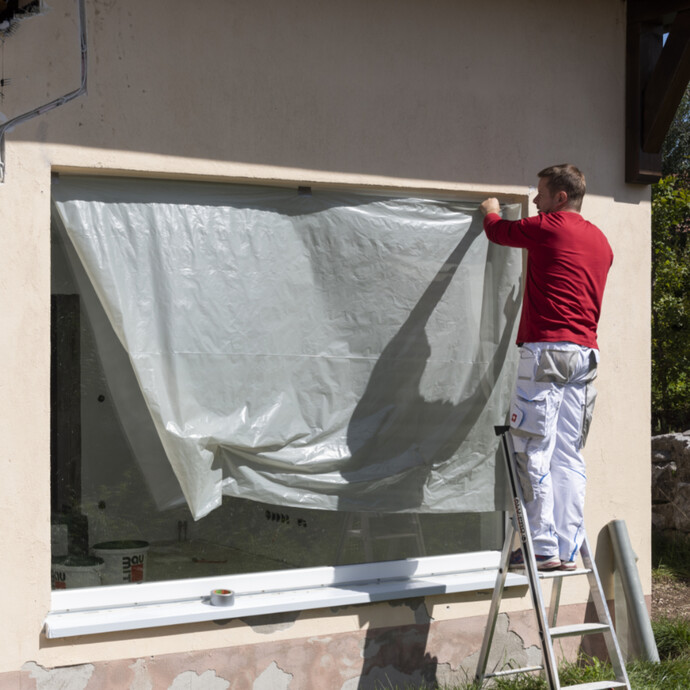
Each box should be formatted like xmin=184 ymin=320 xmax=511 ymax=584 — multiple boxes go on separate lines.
xmin=558 ymin=656 xmax=614 ymax=685
xmin=490 ymin=673 xmax=547 ymax=689
xmin=626 ymin=654 xmax=690 ymax=689
xmin=662 ymin=86 xmax=690 ymax=177
xmin=651 ymin=172 xmax=690 ymax=432
xmin=653 ymin=617 xmax=690 ymax=659
xmin=436 ymin=646 xmax=690 ymax=687
xmin=487 ymin=656 xmax=616 ymax=688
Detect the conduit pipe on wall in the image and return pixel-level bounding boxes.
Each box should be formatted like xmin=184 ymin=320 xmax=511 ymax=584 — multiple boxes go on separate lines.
xmin=607 ymin=518 xmax=660 ymax=663
xmin=0 ymin=0 xmax=87 ymax=182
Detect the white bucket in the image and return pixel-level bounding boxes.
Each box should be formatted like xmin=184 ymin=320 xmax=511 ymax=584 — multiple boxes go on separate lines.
xmin=91 ymin=540 xmax=150 ymax=585
xmin=51 ymin=555 xmax=104 ymax=589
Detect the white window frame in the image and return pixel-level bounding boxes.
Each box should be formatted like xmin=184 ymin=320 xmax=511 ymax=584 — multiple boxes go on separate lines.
xmin=46 ymin=550 xmax=526 ymax=638
xmin=46 ymin=177 xmax=528 ymax=640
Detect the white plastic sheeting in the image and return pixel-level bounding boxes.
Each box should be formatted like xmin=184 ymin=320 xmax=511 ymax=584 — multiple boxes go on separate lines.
xmin=52 ymin=176 xmax=522 ymax=520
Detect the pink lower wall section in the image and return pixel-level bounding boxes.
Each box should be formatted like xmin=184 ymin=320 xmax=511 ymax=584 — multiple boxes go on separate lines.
xmin=0 ymin=598 xmax=631 ymax=689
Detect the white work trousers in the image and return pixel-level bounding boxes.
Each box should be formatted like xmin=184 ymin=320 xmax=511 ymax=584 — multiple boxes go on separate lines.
xmin=509 ymin=342 xmax=598 ymax=562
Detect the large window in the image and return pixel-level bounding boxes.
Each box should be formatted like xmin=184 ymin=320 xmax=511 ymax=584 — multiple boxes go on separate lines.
xmin=49 ymin=176 xmax=521 ymax=606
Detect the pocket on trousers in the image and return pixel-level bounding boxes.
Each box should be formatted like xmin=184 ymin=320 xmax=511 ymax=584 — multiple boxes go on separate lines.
xmin=579 ymin=383 xmax=598 ymax=449
xmin=510 ymin=387 xmax=551 ymax=439
xmin=534 ymin=349 xmax=578 ymax=384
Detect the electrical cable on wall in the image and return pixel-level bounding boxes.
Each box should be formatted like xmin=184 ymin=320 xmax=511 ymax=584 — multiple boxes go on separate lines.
xmin=0 ymin=0 xmax=87 ymax=182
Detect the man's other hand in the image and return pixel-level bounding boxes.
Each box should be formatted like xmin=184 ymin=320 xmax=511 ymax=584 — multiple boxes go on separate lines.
xmin=479 ymin=198 xmax=500 ymax=217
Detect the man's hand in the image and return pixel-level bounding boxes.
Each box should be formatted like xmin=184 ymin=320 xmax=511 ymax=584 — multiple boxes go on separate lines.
xmin=479 ymin=198 xmax=500 ymax=217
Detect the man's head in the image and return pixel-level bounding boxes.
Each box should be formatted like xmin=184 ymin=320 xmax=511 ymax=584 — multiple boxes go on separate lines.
xmin=534 ymin=164 xmax=586 ymax=214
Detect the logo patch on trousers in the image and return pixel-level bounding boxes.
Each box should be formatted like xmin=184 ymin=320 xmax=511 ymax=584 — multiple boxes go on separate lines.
xmin=510 ymin=406 xmax=524 ymax=429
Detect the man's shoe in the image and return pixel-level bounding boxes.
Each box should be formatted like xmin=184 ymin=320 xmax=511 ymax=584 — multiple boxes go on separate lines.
xmin=559 ymin=560 xmax=577 ymax=571
xmin=509 ymin=549 xmax=561 ymax=571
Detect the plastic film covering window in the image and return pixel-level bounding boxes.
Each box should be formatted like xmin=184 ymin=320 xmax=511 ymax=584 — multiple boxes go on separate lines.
xmin=52 ymin=176 xmax=522 ymax=520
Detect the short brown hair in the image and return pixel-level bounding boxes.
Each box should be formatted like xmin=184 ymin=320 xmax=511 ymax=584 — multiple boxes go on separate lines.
xmin=538 ymin=164 xmax=586 ymax=211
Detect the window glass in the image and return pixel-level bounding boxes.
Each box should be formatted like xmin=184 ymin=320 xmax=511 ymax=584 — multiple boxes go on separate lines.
xmin=50 ymin=178 xmax=519 ymax=588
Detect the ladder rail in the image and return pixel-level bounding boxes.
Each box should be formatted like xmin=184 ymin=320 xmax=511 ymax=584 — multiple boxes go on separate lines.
xmin=549 ymin=576 xmax=564 ymax=628
xmin=474 ymin=426 xmax=631 ymax=690
xmin=580 ymin=538 xmax=630 ymax=684
xmin=473 ymin=520 xmax=517 ymax=682
xmin=500 ymin=429 xmax=562 ymax=688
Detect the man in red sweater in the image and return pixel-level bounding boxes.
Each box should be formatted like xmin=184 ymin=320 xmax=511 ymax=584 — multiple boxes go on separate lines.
xmin=479 ymin=164 xmax=613 ymax=571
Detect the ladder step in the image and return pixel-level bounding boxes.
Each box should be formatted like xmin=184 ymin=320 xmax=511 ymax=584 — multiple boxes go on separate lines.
xmin=562 ymin=681 xmax=628 ymax=689
xmin=538 ymin=567 xmax=591 ymax=579
xmin=508 ymin=566 xmax=591 ymax=578
xmin=485 ymin=665 xmax=543 ymax=678
xmin=551 ymin=622 xmax=610 ymax=638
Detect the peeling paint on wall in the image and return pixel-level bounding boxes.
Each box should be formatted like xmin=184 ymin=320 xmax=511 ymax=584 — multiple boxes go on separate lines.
xmin=434 ymin=614 xmax=542 ymax=688
xmin=22 ymin=661 xmax=94 ymax=690
xmin=6 ymin=602 xmax=585 ymax=689
xmin=253 ymin=661 xmax=292 ymax=690
xmin=169 ymin=669 xmax=230 ymax=690
xmin=128 ymin=658 xmax=153 ymax=690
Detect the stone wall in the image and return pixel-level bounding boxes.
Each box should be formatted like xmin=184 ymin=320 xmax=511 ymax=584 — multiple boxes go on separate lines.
xmin=652 ymin=431 xmax=690 ymax=532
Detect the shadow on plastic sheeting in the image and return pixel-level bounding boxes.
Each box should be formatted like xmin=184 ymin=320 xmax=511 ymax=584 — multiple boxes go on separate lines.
xmin=339 ymin=221 xmax=520 ymax=514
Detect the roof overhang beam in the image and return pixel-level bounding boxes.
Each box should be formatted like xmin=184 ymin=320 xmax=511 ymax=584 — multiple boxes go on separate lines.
xmin=626 ymin=1 xmax=690 ymax=183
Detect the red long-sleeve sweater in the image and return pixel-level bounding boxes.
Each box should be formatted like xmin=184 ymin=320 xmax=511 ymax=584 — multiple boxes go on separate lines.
xmin=483 ymin=211 xmax=613 ymax=349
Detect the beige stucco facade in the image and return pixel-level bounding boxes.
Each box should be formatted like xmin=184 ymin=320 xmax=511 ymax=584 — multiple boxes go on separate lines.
xmin=0 ymin=0 xmax=650 ymax=687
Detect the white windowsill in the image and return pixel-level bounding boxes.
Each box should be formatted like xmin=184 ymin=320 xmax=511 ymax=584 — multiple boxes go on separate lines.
xmin=45 ymin=551 xmax=527 ymax=638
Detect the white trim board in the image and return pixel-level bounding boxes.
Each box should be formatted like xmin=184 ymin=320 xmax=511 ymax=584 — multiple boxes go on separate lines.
xmin=45 ymin=551 xmax=527 ymax=638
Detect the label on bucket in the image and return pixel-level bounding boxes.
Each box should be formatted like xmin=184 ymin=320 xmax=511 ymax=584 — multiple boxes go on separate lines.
xmin=52 ymin=570 xmax=67 ymax=589
xmin=92 ymin=541 xmax=149 ymax=585
xmin=123 ymin=553 xmax=145 ymax=582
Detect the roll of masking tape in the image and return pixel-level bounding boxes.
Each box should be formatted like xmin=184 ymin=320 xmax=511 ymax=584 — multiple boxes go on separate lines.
xmin=210 ymin=588 xmax=234 ymax=606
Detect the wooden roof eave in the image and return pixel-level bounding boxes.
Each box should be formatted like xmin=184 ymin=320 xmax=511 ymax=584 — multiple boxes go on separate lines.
xmin=626 ymin=1 xmax=690 ymax=183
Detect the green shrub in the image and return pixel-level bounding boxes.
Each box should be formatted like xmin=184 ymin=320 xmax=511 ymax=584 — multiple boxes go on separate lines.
xmin=443 ymin=644 xmax=690 ymax=688
xmin=626 ymin=655 xmax=690 ymax=689
xmin=653 ymin=617 xmax=690 ymax=659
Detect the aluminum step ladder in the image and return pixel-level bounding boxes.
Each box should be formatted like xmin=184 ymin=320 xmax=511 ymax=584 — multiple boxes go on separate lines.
xmin=474 ymin=426 xmax=631 ymax=690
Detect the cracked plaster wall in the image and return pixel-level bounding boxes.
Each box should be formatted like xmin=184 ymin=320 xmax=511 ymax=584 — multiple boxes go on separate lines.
xmin=0 ymin=606 xmax=593 ymax=690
